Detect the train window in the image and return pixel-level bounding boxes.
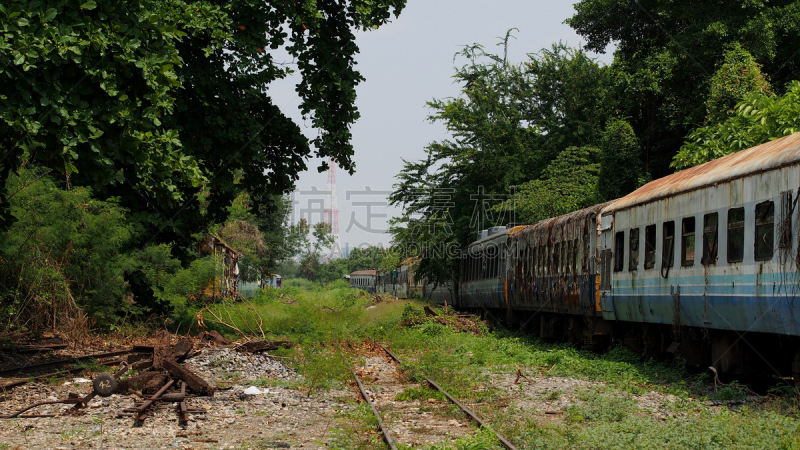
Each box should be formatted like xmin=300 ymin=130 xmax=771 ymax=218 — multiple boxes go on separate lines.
xmin=541 ymin=245 xmax=547 ymax=276
xmin=644 ymin=225 xmax=656 ymax=269
xmin=545 ymin=244 xmax=550 ymax=276
xmin=681 ymin=217 xmax=695 ymax=266
xmin=755 ymin=201 xmax=775 ymax=261
xmin=662 ymin=221 xmax=675 ymax=270
xmin=629 ymin=228 xmax=640 ymax=271
xmin=728 ymin=208 xmax=745 ymax=263
xmin=573 ymin=239 xmax=579 ymax=274
xmin=614 ymin=231 xmax=624 ymax=272
xmin=702 ymin=213 xmax=719 ymax=265
xmin=554 ymin=242 xmax=561 ymax=274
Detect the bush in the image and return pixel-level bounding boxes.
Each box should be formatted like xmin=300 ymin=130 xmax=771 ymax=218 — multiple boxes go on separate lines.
xmin=0 ymin=170 xmax=138 ymax=332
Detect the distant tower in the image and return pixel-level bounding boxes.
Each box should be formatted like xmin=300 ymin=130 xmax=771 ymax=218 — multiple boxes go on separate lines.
xmin=325 ymin=158 xmax=342 ymax=259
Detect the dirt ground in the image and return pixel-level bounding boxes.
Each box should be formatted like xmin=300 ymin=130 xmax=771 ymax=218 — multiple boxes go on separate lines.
xmin=0 ymin=343 xmax=709 ymax=449
xmin=0 ymin=346 xmax=357 ymax=449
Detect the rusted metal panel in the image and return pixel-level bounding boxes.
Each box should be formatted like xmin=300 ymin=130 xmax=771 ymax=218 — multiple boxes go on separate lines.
xmin=606 ymin=133 xmax=800 ymax=213
xmin=505 ymin=202 xmax=612 ymax=315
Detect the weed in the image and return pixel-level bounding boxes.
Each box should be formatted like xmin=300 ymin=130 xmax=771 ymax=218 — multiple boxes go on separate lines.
xmin=711 ymin=380 xmax=749 ymax=401
xmin=71 ymin=359 xmax=112 ymax=373
xmin=219 ymin=371 xmax=241 ymax=381
xmin=566 ymin=391 xmax=636 ymax=423
xmin=328 ymin=402 xmax=383 ymax=450
xmin=252 ymin=377 xmax=302 ymax=390
xmin=235 ymin=409 xmax=245 ymax=414
xmin=60 ymin=426 xmax=85 ymax=440
xmin=546 ymin=389 xmax=564 ymax=401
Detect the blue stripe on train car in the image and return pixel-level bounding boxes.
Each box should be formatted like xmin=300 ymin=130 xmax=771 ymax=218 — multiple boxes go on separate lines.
xmin=609 ymin=291 xmax=800 ymax=335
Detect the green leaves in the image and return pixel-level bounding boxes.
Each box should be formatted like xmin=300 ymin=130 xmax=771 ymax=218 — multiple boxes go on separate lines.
xmin=673 ymin=81 xmax=800 ymax=169
xmin=41 ymin=8 xmax=57 ymax=22
xmin=81 ymin=1 xmax=97 ymax=10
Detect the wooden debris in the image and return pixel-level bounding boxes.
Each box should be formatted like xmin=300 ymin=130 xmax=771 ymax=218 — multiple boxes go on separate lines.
xmin=162 ymin=359 xmax=215 ymax=397
xmin=513 ymin=368 xmax=529 ymax=384
xmin=143 ymin=374 xmax=169 ymax=394
xmin=153 ymin=331 xmax=193 ymax=370
xmin=152 ymin=330 xmax=171 ymax=370
xmin=197 ymin=330 xmax=231 ymax=345
xmin=235 ymin=339 xmax=293 ymax=353
xmin=169 ymin=338 xmax=194 ymax=361
xmin=0 ymin=344 xmax=68 ymax=353
xmin=117 ymin=372 xmax=164 ymax=393
xmin=424 ymin=306 xmax=438 ymax=317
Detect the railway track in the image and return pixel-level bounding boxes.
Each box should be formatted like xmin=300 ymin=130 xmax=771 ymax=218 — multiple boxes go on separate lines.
xmin=344 ymin=338 xmax=517 ymax=449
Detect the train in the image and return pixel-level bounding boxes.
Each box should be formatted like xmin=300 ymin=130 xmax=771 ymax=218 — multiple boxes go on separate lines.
xmin=351 ymin=133 xmax=800 ymax=379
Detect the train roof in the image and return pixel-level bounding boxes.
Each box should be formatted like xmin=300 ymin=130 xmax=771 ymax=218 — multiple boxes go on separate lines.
xmin=605 ymin=132 xmax=800 ymax=212
xmin=468 ymin=228 xmax=509 ymax=248
xmin=515 ymin=202 xmax=612 ymax=242
xmin=350 ymin=270 xmax=377 ymax=276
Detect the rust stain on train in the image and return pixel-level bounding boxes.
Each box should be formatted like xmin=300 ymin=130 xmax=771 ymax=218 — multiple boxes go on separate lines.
xmin=607 ymin=133 xmax=800 ymax=213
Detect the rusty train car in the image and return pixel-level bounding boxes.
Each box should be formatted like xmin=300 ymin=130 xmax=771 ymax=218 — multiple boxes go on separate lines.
xmin=428 ymin=133 xmax=800 ymax=378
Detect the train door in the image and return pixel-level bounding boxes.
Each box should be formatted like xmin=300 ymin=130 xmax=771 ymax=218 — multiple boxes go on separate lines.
xmin=597 ymin=212 xmax=616 ymax=320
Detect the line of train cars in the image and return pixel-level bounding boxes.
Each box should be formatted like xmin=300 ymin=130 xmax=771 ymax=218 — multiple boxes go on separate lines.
xmin=351 ymin=133 xmax=800 ymax=378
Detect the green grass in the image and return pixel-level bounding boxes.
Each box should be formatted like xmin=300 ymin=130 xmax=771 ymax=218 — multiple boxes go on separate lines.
xmin=394 ymin=385 xmax=445 ymax=402
xmin=179 ymin=280 xmax=800 ymax=449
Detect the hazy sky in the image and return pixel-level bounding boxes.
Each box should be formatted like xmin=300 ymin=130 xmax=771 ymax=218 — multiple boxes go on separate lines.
xmin=268 ymin=1 xmax=614 ymax=253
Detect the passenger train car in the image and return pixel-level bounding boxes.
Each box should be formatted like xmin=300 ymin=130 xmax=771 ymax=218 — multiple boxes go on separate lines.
xmin=351 ymin=133 xmax=800 ymax=377
xmin=349 ymin=270 xmax=377 ymax=293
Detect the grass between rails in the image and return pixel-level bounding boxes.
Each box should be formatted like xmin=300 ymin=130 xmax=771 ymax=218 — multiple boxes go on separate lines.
xmin=180 ymin=280 xmax=800 ymax=449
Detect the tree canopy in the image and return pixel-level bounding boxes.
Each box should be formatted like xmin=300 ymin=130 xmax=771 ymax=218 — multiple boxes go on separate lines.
xmin=0 ymin=0 xmax=406 ymax=241
xmin=567 ymin=0 xmax=800 ymax=177
xmin=389 ymin=38 xmax=614 ymax=284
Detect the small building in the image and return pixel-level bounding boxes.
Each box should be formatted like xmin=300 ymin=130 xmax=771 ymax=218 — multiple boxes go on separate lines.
xmin=263 ymin=274 xmax=282 ymax=289
xmin=349 ymin=270 xmax=377 ymax=293
xmin=199 ymin=234 xmax=240 ymax=299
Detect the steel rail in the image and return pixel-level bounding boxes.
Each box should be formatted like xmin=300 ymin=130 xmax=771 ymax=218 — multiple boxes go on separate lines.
xmin=0 ymin=349 xmax=136 ymax=378
xmin=338 ymin=342 xmax=398 ymax=450
xmin=135 ymin=379 xmax=175 ymax=421
xmin=351 ymin=369 xmax=399 ymax=450
xmin=374 ymin=340 xmax=518 ymax=450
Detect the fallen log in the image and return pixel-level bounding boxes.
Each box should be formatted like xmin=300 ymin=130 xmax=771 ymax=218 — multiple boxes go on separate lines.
xmin=162 ymin=359 xmax=214 ymax=397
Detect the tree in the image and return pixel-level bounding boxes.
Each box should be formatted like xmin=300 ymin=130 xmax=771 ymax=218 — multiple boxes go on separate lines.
xmin=0 ymin=168 xmax=139 ymax=330
xmin=672 ymin=81 xmax=800 ymax=169
xmin=598 ymin=119 xmax=641 ymax=201
xmin=345 ymin=246 xmax=386 ymax=273
xmin=296 ymin=220 xmax=340 ymax=286
xmin=567 ymin=0 xmax=800 ymax=177
xmin=705 ymin=45 xmax=772 ymax=125
xmin=0 ymin=0 xmax=406 ymax=241
xmin=389 ymin=36 xmax=613 ymax=285
xmin=495 ymin=146 xmax=601 ymax=224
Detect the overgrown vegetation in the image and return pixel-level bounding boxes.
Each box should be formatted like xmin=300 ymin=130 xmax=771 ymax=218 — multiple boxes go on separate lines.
xmin=182 ymin=281 xmax=800 ymax=449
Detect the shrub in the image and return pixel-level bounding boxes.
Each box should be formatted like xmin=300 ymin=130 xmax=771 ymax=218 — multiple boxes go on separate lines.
xmin=0 ymin=170 xmax=138 ymax=332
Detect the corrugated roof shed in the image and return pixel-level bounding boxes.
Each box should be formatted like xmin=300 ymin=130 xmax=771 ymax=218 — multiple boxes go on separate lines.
xmin=605 ymin=132 xmax=800 ymax=212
